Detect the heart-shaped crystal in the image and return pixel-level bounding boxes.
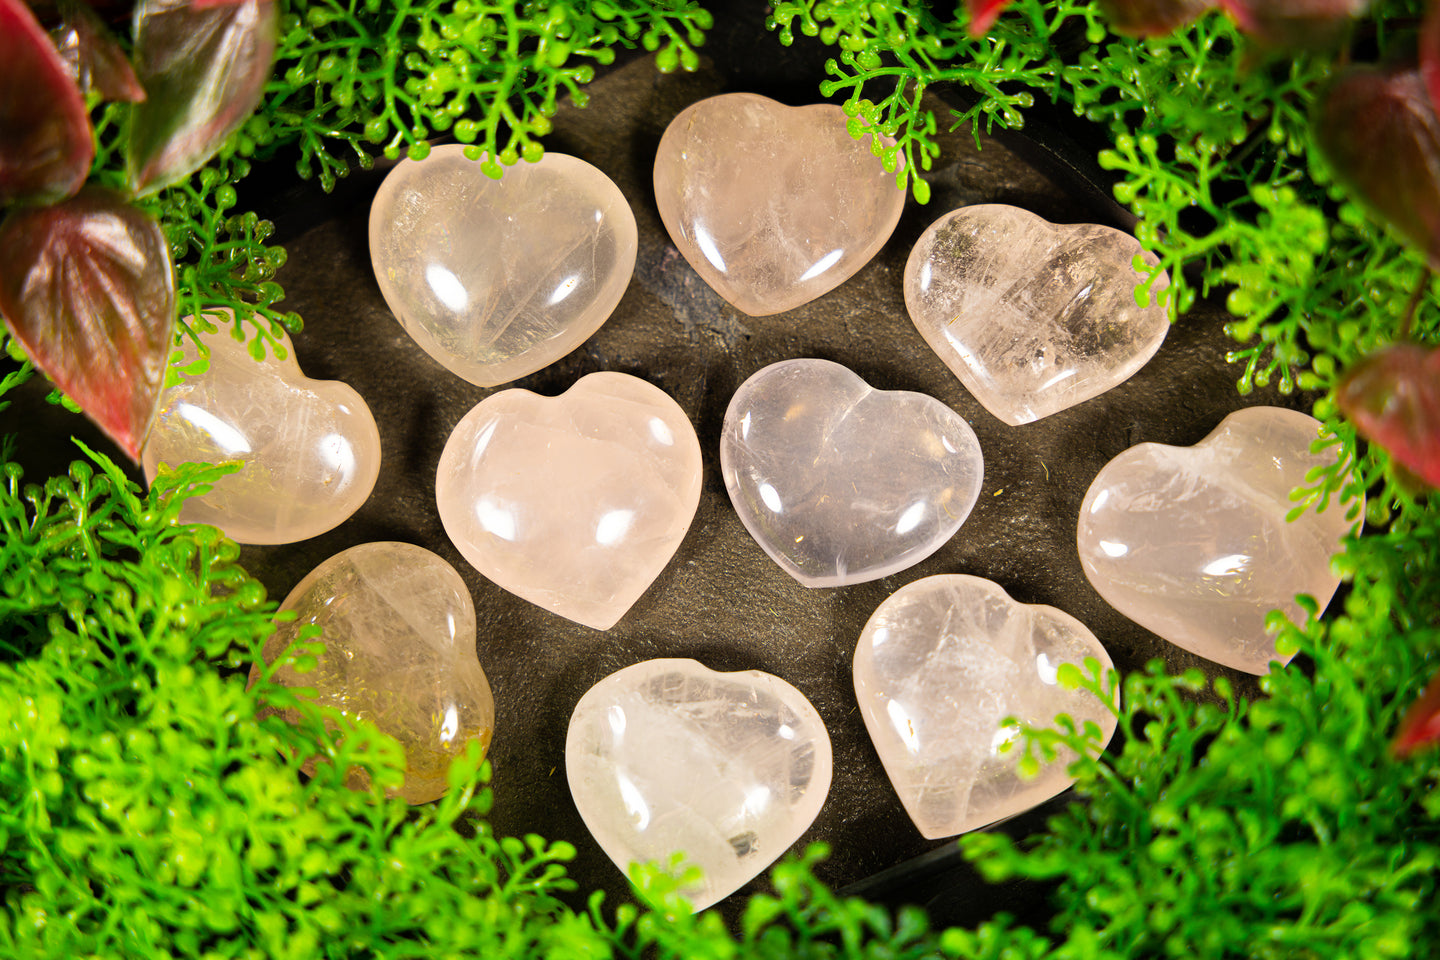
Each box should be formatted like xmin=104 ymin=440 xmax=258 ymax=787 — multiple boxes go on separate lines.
xmin=436 ymin=371 xmax=702 ymax=629
xmin=854 ymin=575 xmax=1117 ymax=839
xmin=1078 ymin=406 xmax=1357 ymax=674
xmin=904 ymin=204 xmax=1170 ymax=425
xmin=369 ymin=145 xmax=638 ymax=386
xmin=566 ymin=658 xmax=832 ymax=911
xmin=720 ymin=359 xmax=983 ymax=586
xmin=653 ymin=93 xmax=905 ymax=316
xmin=142 ymin=311 xmax=381 ymax=544
xmin=254 ymin=542 xmax=495 ymax=805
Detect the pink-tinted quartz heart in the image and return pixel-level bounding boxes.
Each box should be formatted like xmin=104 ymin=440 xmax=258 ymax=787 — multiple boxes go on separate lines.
xmin=1078 ymin=406 xmax=1358 ymax=674
xmin=904 ymin=204 xmax=1170 ymax=425
xmin=653 ymin=93 xmax=904 ymax=316
xmin=720 ymin=359 xmax=984 ymax=587
xmin=370 ymin=145 xmax=638 ymax=386
xmin=566 ymin=658 xmax=831 ymax=911
xmin=854 ymin=575 xmax=1117 ymax=839
xmin=142 ymin=311 xmax=381 ymax=544
xmin=436 ymin=372 xmax=702 ymax=630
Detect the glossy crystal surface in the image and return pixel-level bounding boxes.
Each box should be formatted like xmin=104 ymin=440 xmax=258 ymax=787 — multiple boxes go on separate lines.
xmin=1078 ymin=406 xmax=1356 ymax=674
xmin=653 ymin=93 xmax=904 ymax=316
xmin=436 ymin=371 xmax=702 ymax=629
xmin=720 ymin=359 xmax=983 ymax=586
xmin=566 ymin=658 xmax=832 ymax=911
xmin=854 ymin=575 xmax=1117 ymax=839
xmin=370 ymin=145 xmax=638 ymax=386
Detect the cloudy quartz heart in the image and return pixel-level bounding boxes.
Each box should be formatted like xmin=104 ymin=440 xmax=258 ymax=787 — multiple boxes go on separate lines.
xmin=566 ymin=658 xmax=832 ymax=911
xmin=1078 ymin=406 xmax=1357 ymax=674
xmin=653 ymin=93 xmax=905 ymax=316
xmin=854 ymin=575 xmax=1117 ymax=839
xmin=436 ymin=372 xmax=702 ymax=629
xmin=254 ymin=542 xmax=495 ymax=805
xmin=370 ymin=146 xmax=638 ymax=386
xmin=904 ymin=204 xmax=1169 ymax=425
xmin=721 ymin=359 xmax=983 ymax=586
xmin=142 ymin=312 xmax=381 ymax=544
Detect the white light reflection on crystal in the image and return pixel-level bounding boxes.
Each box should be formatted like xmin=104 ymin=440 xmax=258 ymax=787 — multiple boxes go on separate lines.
xmin=1090 ymin=488 xmax=1111 ymax=513
xmin=693 ymin=223 xmax=727 ymax=273
xmin=941 ymin=435 xmax=957 ymax=454
xmin=607 ymin=704 xmax=626 ymax=741
xmin=919 ymin=260 xmax=932 ymax=291
xmin=548 ymin=274 xmax=580 ymax=305
xmin=445 ymin=612 xmax=457 ymax=640
xmin=776 ymin=723 xmax=796 ymax=740
xmin=798 ymin=248 xmax=843 ymax=283
xmin=741 ymin=784 xmax=772 ymax=818
xmin=1036 ymin=652 xmax=1059 ymax=685
xmin=740 ymin=411 xmax=752 ymax=441
xmin=1098 ymin=540 xmax=1128 ymax=558
xmin=595 ymin=509 xmax=636 ymax=546
xmin=649 ymin=417 xmax=674 ymax=446
xmin=179 ymin=402 xmax=251 ymax=454
xmin=1202 ymin=554 xmax=1251 ymax=577
xmin=758 ymin=482 xmax=783 ymax=514
xmin=439 ymin=704 xmax=460 ymax=743
xmin=471 ymin=419 xmax=499 ymax=459
xmin=476 ymin=497 xmax=517 ymax=541
xmin=616 ymin=770 xmax=650 ymax=830
xmin=894 ymin=501 xmax=926 ymax=536
xmin=990 ymin=723 xmax=1021 ymax=756
xmin=870 ymin=626 xmax=890 ymax=647
xmin=887 ymin=699 xmax=921 ymax=755
xmin=318 ymin=433 xmax=355 ymax=476
xmin=425 ymin=263 xmax=468 ymax=311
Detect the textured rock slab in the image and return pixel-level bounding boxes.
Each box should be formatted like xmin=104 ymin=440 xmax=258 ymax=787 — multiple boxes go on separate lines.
xmin=1078 ymin=406 xmax=1356 ymax=674
xmin=255 ymin=542 xmax=495 ymax=804
xmin=720 ymin=359 xmax=983 ymax=586
xmin=653 ymin=93 xmax=904 ymax=316
xmin=566 ymin=658 xmax=832 ymax=911
xmin=904 ymin=204 xmax=1169 ymax=425
xmin=854 ymin=575 xmax=1117 ymax=839
xmin=436 ymin=371 xmax=702 ymax=629
xmin=142 ymin=310 xmax=381 ymax=544
xmin=370 ymin=145 xmax=638 ymax=386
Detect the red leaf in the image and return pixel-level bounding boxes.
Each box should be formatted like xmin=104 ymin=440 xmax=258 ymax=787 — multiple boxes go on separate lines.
xmin=1097 ymin=0 xmax=1216 ymax=36
xmin=1422 ymin=0 xmax=1440 ymax=114
xmin=1336 ymin=343 xmax=1440 ymax=488
xmin=127 ymin=0 xmax=278 ymax=197
xmin=1394 ymin=666 xmax=1440 ymax=757
xmin=0 ymin=0 xmax=94 ymax=206
xmin=0 ymin=189 xmax=176 ymax=461
xmin=52 ymin=0 xmax=146 ymax=103
xmin=1220 ymin=0 xmax=1368 ymax=49
xmin=966 ymin=0 xmax=1013 ymax=36
xmin=1314 ymin=64 xmax=1440 ymax=271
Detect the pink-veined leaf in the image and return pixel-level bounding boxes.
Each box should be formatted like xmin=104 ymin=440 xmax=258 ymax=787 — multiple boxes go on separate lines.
xmin=0 ymin=188 xmax=176 ymax=461
xmin=1314 ymin=63 xmax=1440 ymax=271
xmin=1394 ymin=666 xmax=1440 ymax=757
xmin=966 ymin=0 xmax=1013 ymax=36
xmin=1220 ymin=0 xmax=1367 ymax=49
xmin=52 ymin=0 xmax=146 ymax=103
xmin=0 ymin=0 xmax=94 ymax=206
xmin=1097 ymin=0 xmax=1216 ymax=36
xmin=1337 ymin=343 xmax=1440 ymax=489
xmin=127 ymin=0 xmax=278 ymax=197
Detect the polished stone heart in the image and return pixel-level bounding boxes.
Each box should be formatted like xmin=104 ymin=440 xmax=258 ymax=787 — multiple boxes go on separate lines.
xmin=370 ymin=145 xmax=638 ymax=386
xmin=142 ymin=311 xmax=381 ymax=544
xmin=653 ymin=93 xmax=905 ymax=316
xmin=254 ymin=542 xmax=495 ymax=805
xmin=566 ymin=658 xmax=831 ymax=911
xmin=854 ymin=575 xmax=1117 ymax=839
xmin=904 ymin=204 xmax=1170 ymax=425
xmin=1078 ymin=406 xmax=1357 ymax=674
xmin=720 ymin=359 xmax=983 ymax=586
xmin=436 ymin=371 xmax=702 ymax=629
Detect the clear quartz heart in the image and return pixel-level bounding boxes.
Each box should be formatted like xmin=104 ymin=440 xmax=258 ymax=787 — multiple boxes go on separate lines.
xmin=854 ymin=575 xmax=1117 ymax=839
xmin=254 ymin=542 xmax=495 ymax=805
xmin=141 ymin=311 xmax=381 ymax=544
xmin=720 ymin=358 xmax=984 ymax=586
xmin=436 ymin=371 xmax=702 ymax=630
xmin=369 ymin=145 xmax=638 ymax=386
xmin=1078 ymin=406 xmax=1358 ymax=674
xmin=904 ymin=204 xmax=1170 ymax=425
xmin=565 ymin=658 xmax=832 ymax=912
xmin=653 ymin=93 xmax=905 ymax=316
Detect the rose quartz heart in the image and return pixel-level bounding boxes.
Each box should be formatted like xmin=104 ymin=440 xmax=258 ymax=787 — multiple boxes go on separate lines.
xmin=654 ymin=93 xmax=904 ymax=316
xmin=904 ymin=204 xmax=1170 ymax=425
xmin=854 ymin=575 xmax=1117 ymax=839
xmin=436 ymin=372 xmax=702 ymax=629
xmin=370 ymin=145 xmax=638 ymax=386
xmin=720 ymin=359 xmax=984 ymax=586
xmin=566 ymin=658 xmax=832 ymax=911
xmin=1078 ymin=406 xmax=1358 ymax=674
xmin=142 ymin=310 xmax=381 ymax=544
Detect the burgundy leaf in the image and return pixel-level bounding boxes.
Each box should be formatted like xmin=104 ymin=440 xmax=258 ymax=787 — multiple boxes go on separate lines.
xmin=0 ymin=0 xmax=94 ymax=206
xmin=1220 ymin=0 xmax=1367 ymax=49
xmin=1394 ymin=666 xmax=1440 ymax=757
xmin=1422 ymin=0 xmax=1440 ymax=115
xmin=1314 ymin=64 xmax=1440 ymax=271
xmin=966 ymin=0 xmax=1013 ymax=36
xmin=0 ymin=188 xmax=176 ymax=461
xmin=127 ymin=0 xmax=278 ymax=197
xmin=1097 ymin=0 xmax=1216 ymax=36
xmin=1336 ymin=343 xmax=1440 ymax=488
xmin=52 ymin=0 xmax=146 ymax=103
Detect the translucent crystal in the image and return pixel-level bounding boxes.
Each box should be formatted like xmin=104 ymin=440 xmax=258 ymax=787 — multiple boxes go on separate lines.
xmin=1077 ymin=406 xmax=1357 ymax=674
xmin=653 ymin=93 xmax=904 ymax=316
xmin=436 ymin=371 xmax=702 ymax=630
xmin=720 ymin=358 xmax=984 ymax=586
xmin=904 ymin=204 xmax=1170 ymax=425
xmin=566 ymin=658 xmax=832 ymax=911
xmin=141 ymin=311 xmax=381 ymax=544
xmin=854 ymin=574 xmax=1117 ymax=839
xmin=255 ymin=542 xmax=495 ymax=804
xmin=370 ymin=145 xmax=638 ymax=387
